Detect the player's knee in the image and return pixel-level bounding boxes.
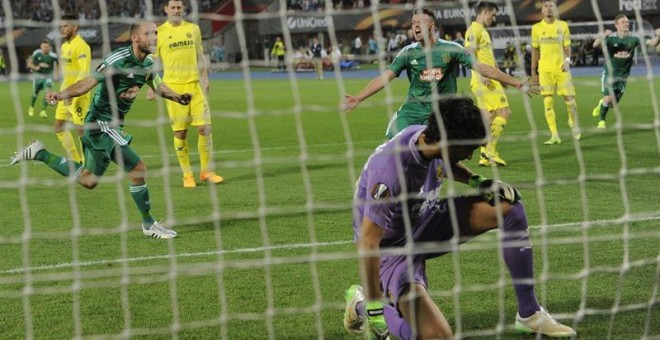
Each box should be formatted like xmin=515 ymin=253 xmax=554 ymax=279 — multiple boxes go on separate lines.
xmin=503 ymin=202 xmax=528 ymax=231
xmin=543 ymin=96 xmax=554 ymax=110
xmin=77 ymin=175 xmax=98 ymax=189
xmin=174 ymin=130 xmax=188 ymax=140
xmin=128 ymin=161 xmax=147 ymax=183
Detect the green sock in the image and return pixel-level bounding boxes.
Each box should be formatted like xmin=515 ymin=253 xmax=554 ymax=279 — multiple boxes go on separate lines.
xmin=129 ymin=184 xmax=155 ymax=225
xmin=36 ymin=150 xmax=82 ymax=177
xmin=599 ymin=102 xmax=609 ymax=121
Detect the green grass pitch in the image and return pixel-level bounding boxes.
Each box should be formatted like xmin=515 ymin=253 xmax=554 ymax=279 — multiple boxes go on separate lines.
xmin=0 ymin=73 xmax=658 ymax=338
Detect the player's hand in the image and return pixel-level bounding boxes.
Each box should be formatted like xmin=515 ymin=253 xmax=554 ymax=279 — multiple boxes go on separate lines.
xmin=146 ymin=87 xmax=156 ymax=101
xmin=45 ymin=91 xmax=59 ymax=106
xmin=365 ymin=301 xmax=390 ymax=340
xmin=603 ymin=29 xmax=613 ymax=37
xmin=341 ymin=94 xmax=360 ymax=113
xmin=655 ymin=28 xmax=660 ymax=39
xmin=469 ymin=175 xmax=521 ymax=205
xmin=39 ymin=62 xmax=49 ymax=68
xmin=178 ymin=93 xmax=192 ymax=105
xmin=517 ymin=77 xmax=539 ymax=96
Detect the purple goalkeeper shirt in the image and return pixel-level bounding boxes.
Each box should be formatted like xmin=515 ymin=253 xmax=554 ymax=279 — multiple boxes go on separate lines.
xmin=353 ymin=125 xmax=447 ymax=248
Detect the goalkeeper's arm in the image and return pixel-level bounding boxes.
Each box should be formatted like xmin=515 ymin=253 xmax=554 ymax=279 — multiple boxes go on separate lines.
xmin=357 ymin=216 xmax=390 ymax=339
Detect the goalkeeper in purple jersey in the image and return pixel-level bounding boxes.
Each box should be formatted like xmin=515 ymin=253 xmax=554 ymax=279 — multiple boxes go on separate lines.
xmin=341 ymin=9 xmax=533 ymax=139
xmin=342 ymin=96 xmax=576 ymax=339
xmin=591 ymin=14 xmax=660 ymax=128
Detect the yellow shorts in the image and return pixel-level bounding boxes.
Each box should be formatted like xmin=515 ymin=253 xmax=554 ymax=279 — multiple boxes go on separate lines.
xmin=165 ymin=82 xmax=211 ymax=131
xmin=539 ymin=71 xmax=575 ymax=97
xmin=55 ymin=93 xmax=90 ymax=125
xmin=470 ymin=80 xmax=509 ymax=112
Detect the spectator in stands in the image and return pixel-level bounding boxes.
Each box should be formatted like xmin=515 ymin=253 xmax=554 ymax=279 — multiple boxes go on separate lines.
xmin=367 ymin=36 xmax=378 ymax=56
xmin=353 ymin=35 xmax=363 ymax=57
xmin=310 ymin=37 xmax=323 ymax=79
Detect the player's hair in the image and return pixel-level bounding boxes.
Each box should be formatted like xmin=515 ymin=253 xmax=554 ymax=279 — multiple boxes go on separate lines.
xmin=129 ymin=22 xmax=147 ymax=37
xmin=41 ymin=39 xmax=51 ymax=45
xmin=614 ymin=13 xmax=627 ymax=22
xmin=61 ymin=14 xmax=78 ymax=21
xmin=424 ymin=96 xmax=487 ymax=146
xmin=413 ymin=8 xmax=436 ymax=22
xmin=477 ymin=1 xmax=499 ymax=13
xmin=541 ymin=0 xmax=556 ymax=3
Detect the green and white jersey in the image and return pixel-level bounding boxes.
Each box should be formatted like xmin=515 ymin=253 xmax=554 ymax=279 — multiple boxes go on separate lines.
xmin=31 ymin=49 xmax=58 ymax=77
xmin=388 ymin=39 xmax=473 ymax=103
xmin=602 ymin=33 xmax=640 ymax=81
xmin=88 ymin=46 xmax=157 ymax=127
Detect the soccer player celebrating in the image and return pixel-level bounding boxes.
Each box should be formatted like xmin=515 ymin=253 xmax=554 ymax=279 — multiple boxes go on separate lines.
xmin=342 ymin=9 xmax=533 ymax=140
xmin=148 ymin=0 xmax=223 ymax=188
xmin=531 ymin=0 xmax=581 ymax=144
xmin=10 ymin=22 xmax=190 ymax=239
xmin=343 ymin=96 xmax=576 ymax=339
xmin=465 ymin=1 xmax=512 ymax=167
xmin=27 ymin=39 xmax=58 ymax=118
xmin=55 ymin=14 xmax=91 ymax=164
xmin=591 ymin=15 xmax=660 ymax=128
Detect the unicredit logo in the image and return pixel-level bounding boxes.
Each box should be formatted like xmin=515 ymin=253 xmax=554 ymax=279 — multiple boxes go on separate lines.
xmin=287 ymin=17 xmax=328 ymax=30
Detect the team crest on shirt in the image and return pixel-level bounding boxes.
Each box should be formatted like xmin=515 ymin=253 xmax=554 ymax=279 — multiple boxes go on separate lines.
xmin=443 ymin=54 xmax=451 ymax=64
xmin=370 ymin=183 xmax=390 ymax=200
xmin=436 ymin=166 xmax=443 ymax=179
xmin=187 ymin=32 xmax=193 ymax=39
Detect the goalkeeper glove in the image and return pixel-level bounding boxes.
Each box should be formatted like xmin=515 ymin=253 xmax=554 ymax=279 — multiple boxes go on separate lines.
xmin=469 ymin=175 xmax=521 ymax=205
xmin=365 ymin=301 xmax=390 ymax=340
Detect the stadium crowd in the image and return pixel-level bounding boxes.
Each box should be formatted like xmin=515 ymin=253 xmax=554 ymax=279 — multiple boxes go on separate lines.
xmin=0 ymin=0 xmax=219 ymax=22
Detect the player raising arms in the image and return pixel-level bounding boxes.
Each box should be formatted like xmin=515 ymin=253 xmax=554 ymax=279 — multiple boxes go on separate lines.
xmin=465 ymin=1 xmax=512 ymax=167
xmin=54 ymin=14 xmax=91 ymax=164
xmin=148 ymin=0 xmax=223 ymax=188
xmin=342 ymin=96 xmax=576 ymax=339
xmin=591 ymin=14 xmax=660 ymax=128
xmin=531 ymin=0 xmax=581 ymax=144
xmin=10 ymin=22 xmax=191 ymax=239
xmin=27 ymin=39 xmax=58 ymax=118
xmin=342 ymin=8 xmax=534 ymax=140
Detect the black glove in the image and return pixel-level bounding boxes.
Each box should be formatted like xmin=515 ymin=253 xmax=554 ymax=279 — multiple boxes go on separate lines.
xmin=469 ymin=175 xmax=521 ymax=205
xmin=179 ymin=93 xmax=192 ymax=105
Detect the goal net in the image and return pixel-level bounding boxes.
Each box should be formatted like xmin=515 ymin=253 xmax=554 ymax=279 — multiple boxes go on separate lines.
xmin=1 ymin=0 xmax=659 ymax=338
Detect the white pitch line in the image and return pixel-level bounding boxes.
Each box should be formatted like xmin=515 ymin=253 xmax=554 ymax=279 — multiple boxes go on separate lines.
xmin=2 ymin=214 xmax=659 ymax=275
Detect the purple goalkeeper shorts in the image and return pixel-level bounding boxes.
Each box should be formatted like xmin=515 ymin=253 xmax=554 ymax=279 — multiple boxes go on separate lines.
xmin=379 ymin=196 xmax=477 ymax=306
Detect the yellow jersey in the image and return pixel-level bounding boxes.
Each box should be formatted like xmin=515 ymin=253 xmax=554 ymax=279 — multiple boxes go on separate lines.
xmin=531 ymin=19 xmax=571 ymax=72
xmin=465 ymin=21 xmax=496 ymax=83
xmin=155 ymin=20 xmax=204 ymax=84
xmin=59 ymin=34 xmax=91 ymax=89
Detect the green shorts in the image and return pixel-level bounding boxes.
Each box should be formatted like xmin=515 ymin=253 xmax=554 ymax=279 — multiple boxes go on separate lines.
xmin=601 ymin=79 xmax=627 ymax=98
xmin=81 ymin=123 xmax=140 ymax=176
xmin=385 ymin=101 xmax=432 ymax=139
xmin=32 ymin=78 xmax=53 ymax=95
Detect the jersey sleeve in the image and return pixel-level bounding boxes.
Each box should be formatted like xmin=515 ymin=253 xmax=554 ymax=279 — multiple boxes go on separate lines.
xmin=455 ymin=45 xmax=474 ymax=69
xmin=388 ymin=48 xmax=409 ymax=77
xmin=562 ymin=21 xmax=571 ymax=47
xmin=464 ymin=27 xmax=475 ymax=50
xmin=531 ymin=25 xmax=540 ymax=48
xmin=361 ymin=158 xmax=401 ymax=230
xmin=76 ymin=42 xmax=92 ymax=81
xmin=91 ymin=55 xmax=115 ymax=83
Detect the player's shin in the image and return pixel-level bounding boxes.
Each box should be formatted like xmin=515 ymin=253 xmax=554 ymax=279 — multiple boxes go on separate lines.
xmin=501 ymin=203 xmax=540 ymax=318
xmin=489 ymin=116 xmax=507 ymax=152
xmin=543 ymin=96 xmax=558 ymax=136
xmin=41 ymin=151 xmax=82 ymax=177
xmin=383 ymin=304 xmax=413 ymax=340
xmin=129 ymin=183 xmax=154 ymax=224
xmin=198 ymin=133 xmax=213 ymax=172
xmin=174 ymin=137 xmax=193 ymax=177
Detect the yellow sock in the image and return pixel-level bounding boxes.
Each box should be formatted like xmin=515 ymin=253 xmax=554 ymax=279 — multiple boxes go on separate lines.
xmin=174 ymin=137 xmax=193 ymax=177
xmin=77 ymin=136 xmax=85 ymax=164
xmin=56 ymin=131 xmax=81 ymax=163
xmin=566 ymin=99 xmax=578 ymax=126
xmin=198 ymin=134 xmax=214 ymax=172
xmin=543 ymin=96 xmax=558 ymax=136
xmin=490 ymin=116 xmax=507 ymax=151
